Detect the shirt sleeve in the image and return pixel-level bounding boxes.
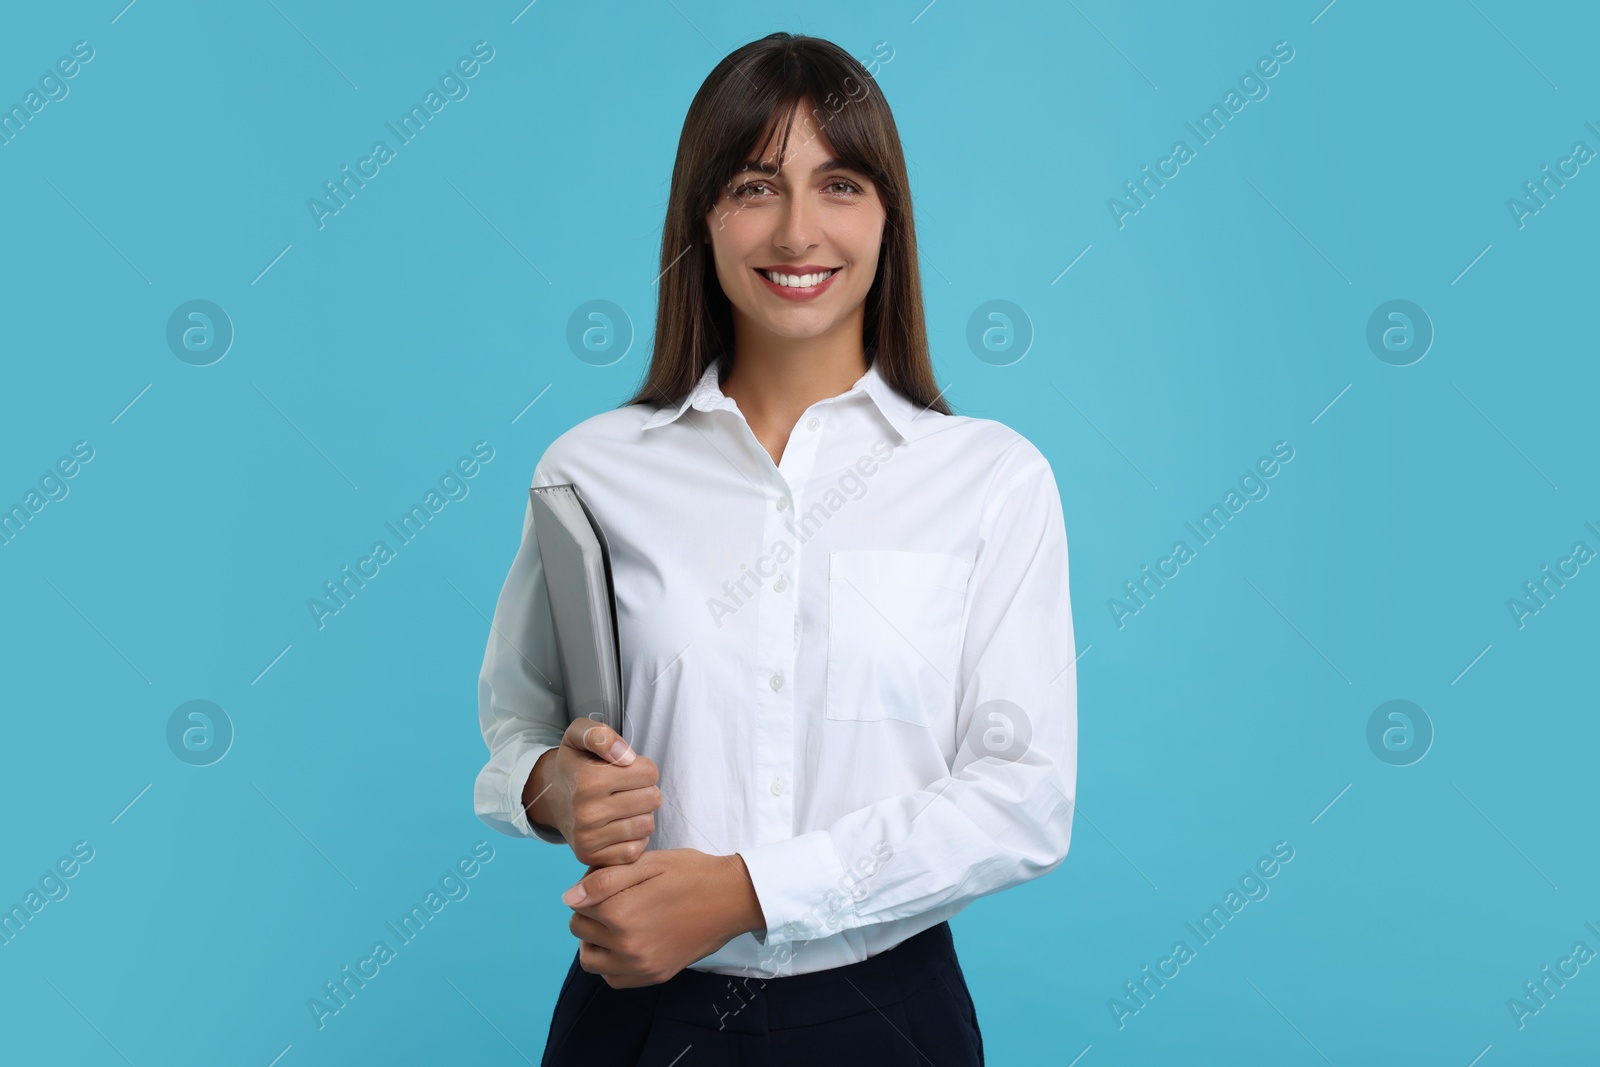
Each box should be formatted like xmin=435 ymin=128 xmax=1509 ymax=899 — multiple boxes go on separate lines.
xmin=737 ymin=441 xmax=1078 ymax=946
xmin=473 ymin=463 xmax=570 ymax=844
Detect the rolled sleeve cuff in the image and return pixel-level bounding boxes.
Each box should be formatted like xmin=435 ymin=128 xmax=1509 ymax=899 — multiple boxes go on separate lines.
xmin=737 ymin=830 xmax=856 ymax=947
xmin=504 ymin=743 xmax=566 ymax=844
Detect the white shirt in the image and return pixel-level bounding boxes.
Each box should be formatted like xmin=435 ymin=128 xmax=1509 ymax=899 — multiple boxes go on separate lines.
xmin=474 ymin=358 xmax=1078 ymax=977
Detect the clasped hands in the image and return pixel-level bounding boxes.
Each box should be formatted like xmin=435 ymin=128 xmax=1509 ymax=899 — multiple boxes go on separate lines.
xmin=523 ymin=716 xmax=766 ymax=989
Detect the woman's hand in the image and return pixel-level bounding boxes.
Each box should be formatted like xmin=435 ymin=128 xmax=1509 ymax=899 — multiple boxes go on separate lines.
xmin=561 ymin=849 xmax=767 ymax=989
xmin=522 ymin=716 xmax=662 ymax=868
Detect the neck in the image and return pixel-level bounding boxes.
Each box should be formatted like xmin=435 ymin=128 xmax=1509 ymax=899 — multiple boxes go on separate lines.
xmin=722 ymin=315 xmax=869 ymax=431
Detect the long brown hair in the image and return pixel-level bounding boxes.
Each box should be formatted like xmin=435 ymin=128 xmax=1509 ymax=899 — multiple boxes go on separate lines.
xmin=621 ymin=32 xmax=950 ymax=417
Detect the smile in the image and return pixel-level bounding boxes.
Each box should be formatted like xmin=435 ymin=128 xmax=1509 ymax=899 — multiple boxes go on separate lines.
xmin=754 ymin=267 xmax=840 ymax=300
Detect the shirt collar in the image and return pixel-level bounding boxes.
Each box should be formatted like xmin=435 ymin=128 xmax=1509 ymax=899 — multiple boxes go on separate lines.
xmin=640 ymin=359 xmax=924 ymax=443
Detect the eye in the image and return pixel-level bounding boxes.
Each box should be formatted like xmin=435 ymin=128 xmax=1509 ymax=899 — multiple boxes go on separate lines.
xmin=733 ymin=181 xmax=774 ymax=200
xmin=825 ymin=179 xmax=864 ymax=196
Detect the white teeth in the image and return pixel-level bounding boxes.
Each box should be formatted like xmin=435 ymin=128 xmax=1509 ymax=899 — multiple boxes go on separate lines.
xmin=762 ymin=269 xmax=835 ymax=287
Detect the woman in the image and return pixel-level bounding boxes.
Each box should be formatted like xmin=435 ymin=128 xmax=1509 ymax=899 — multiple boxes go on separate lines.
xmin=474 ymin=31 xmax=1077 ymax=1066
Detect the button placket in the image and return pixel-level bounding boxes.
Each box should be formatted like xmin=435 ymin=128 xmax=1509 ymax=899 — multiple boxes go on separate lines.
xmin=749 ymin=413 xmax=824 ymax=843
xmin=752 ymin=527 xmax=796 ymax=841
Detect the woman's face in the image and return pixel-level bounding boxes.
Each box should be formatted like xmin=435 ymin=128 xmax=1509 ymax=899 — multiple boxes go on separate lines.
xmin=704 ymin=97 xmax=885 ymax=348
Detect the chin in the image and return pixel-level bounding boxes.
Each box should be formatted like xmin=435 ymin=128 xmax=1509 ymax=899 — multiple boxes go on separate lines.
xmin=758 ymin=327 xmax=834 ymax=344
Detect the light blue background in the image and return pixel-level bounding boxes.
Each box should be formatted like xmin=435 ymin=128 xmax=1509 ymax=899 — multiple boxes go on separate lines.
xmin=2 ymin=1 xmax=1595 ymax=1063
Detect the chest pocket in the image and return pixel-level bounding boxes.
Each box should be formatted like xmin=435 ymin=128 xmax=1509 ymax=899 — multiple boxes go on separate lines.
xmin=825 ymin=550 xmax=973 ymax=727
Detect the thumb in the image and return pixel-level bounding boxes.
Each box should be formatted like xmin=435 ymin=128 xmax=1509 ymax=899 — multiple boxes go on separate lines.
xmin=568 ymin=718 xmax=635 ymax=766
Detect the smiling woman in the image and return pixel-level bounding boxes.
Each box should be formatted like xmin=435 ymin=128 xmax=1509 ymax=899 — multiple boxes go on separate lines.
xmin=473 ymin=30 xmax=1077 ymax=1067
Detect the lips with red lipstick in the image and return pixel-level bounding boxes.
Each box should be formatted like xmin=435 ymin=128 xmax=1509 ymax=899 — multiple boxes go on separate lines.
xmin=754 ymin=264 xmax=842 ymax=299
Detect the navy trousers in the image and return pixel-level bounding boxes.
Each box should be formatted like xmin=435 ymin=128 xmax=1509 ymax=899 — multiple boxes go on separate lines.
xmin=539 ymin=920 xmax=985 ymax=1066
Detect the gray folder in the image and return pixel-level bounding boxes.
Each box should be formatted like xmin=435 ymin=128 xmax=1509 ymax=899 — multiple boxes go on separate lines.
xmin=528 ymin=483 xmax=624 ymax=734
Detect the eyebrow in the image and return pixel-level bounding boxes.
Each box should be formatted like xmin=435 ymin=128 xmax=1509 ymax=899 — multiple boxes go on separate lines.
xmin=731 ymin=157 xmax=859 ymax=179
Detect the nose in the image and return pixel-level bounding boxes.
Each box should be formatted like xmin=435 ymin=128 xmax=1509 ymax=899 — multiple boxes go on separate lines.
xmin=773 ymin=189 xmax=819 ymax=256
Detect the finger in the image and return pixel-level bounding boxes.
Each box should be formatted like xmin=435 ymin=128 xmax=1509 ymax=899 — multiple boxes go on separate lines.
xmin=594 ymin=762 xmax=659 ymax=796
xmin=613 ymin=809 xmax=658 ymax=842
xmin=577 ymin=765 xmax=657 ymax=807
xmin=577 ymin=840 xmax=650 ymax=870
xmin=568 ymin=911 xmax=616 ymax=949
xmin=585 ymin=767 xmax=659 ymax=809
xmin=576 ymin=939 xmax=615 ymax=974
xmin=562 ymin=851 xmax=656 ymax=908
xmin=577 ymin=939 xmax=633 ymax=981
xmin=572 ymin=812 xmax=652 ymax=863
xmin=577 ymin=939 xmax=652 ymax=988
xmin=608 ymin=783 xmax=663 ymax=817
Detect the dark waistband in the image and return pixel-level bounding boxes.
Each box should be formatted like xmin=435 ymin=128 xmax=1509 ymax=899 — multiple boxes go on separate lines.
xmin=624 ymin=920 xmax=958 ymax=1034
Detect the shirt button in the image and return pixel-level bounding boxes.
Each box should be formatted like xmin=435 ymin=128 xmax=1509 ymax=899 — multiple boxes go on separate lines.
xmin=769 ymin=672 xmax=784 ymax=690
xmin=770 ymin=776 xmax=786 ymax=795
xmin=776 ymin=497 xmax=790 ymax=512
xmin=773 ymin=576 xmax=788 ymax=592
xmin=806 ymin=417 xmax=820 ymax=431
